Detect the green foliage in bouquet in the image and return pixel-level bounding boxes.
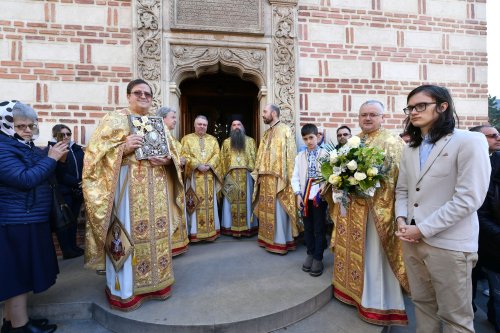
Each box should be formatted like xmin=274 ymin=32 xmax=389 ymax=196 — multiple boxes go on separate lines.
xmin=318 ymin=136 xmax=387 ymax=203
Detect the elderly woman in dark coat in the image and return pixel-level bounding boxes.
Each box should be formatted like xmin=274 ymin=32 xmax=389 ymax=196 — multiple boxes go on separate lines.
xmin=0 ymin=101 xmax=67 ymax=333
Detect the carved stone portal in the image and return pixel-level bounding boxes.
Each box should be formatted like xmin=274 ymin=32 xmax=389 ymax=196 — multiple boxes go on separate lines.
xmin=134 ymin=0 xmax=298 ymax=132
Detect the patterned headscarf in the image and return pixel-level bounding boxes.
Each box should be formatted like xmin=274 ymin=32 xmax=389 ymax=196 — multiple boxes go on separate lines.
xmin=0 ymin=100 xmax=39 ymax=143
xmin=0 ymin=100 xmax=18 ymax=137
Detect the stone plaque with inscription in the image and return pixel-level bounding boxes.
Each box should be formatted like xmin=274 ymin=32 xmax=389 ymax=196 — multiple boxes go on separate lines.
xmin=170 ymin=0 xmax=263 ymax=34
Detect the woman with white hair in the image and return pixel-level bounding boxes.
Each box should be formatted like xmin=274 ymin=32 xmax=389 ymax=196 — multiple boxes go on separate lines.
xmin=0 ymin=101 xmax=67 ymax=333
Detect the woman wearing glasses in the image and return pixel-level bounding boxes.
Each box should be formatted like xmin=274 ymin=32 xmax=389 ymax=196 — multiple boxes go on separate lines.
xmin=0 ymin=101 xmax=67 ymax=333
xmin=83 ymin=79 xmax=185 ymax=310
xmin=50 ymin=124 xmax=85 ymax=260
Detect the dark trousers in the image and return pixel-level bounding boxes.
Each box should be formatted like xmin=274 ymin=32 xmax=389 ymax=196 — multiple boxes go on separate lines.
xmin=55 ymin=195 xmax=82 ymax=253
xmin=303 ymin=200 xmax=327 ymax=261
xmin=484 ymin=268 xmax=500 ymax=332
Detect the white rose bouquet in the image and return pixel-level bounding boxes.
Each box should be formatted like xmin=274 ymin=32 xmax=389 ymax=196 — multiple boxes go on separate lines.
xmin=318 ymin=136 xmax=387 ymax=210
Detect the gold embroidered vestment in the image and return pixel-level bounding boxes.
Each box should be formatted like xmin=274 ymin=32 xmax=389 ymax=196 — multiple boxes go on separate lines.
xmin=252 ymin=122 xmax=298 ymax=246
xmin=220 ymin=136 xmax=256 ymax=235
xmin=180 ymin=133 xmax=222 ymax=241
xmin=83 ymin=108 xmax=184 ymax=296
xmin=328 ymin=128 xmax=409 ymax=305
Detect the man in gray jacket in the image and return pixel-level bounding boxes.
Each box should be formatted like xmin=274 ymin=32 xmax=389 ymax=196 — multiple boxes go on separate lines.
xmin=395 ymin=85 xmax=490 ymax=333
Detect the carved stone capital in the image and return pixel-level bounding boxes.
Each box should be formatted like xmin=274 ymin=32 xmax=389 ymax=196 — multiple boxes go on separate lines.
xmin=170 ymin=45 xmax=266 ymax=87
xmin=136 ymin=0 xmax=162 ymax=109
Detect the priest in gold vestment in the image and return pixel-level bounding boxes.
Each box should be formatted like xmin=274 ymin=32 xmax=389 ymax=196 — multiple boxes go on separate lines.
xmin=327 ymin=100 xmax=409 ymax=325
xmin=220 ymin=120 xmax=258 ymax=237
xmin=252 ymin=104 xmax=298 ymax=254
xmin=181 ymin=115 xmax=222 ymax=242
xmin=158 ymin=106 xmax=189 ymax=256
xmin=83 ymin=80 xmax=184 ymax=311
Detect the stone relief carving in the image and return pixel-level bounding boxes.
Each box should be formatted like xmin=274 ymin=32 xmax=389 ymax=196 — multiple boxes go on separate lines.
xmin=170 ymin=45 xmax=266 ymax=87
xmin=136 ymin=0 xmax=162 ymax=109
xmin=271 ymin=4 xmax=297 ymax=132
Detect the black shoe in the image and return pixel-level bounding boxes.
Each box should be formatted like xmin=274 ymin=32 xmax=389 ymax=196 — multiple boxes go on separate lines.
xmin=310 ymin=259 xmax=323 ymax=277
xmin=72 ymin=247 xmax=84 ymax=255
xmin=2 ymin=318 xmax=49 ymax=333
xmin=10 ymin=320 xmax=56 ymax=333
xmin=2 ymin=319 xmax=10 ymax=333
xmin=62 ymin=248 xmax=84 ymax=260
xmin=302 ymin=255 xmax=313 ymax=272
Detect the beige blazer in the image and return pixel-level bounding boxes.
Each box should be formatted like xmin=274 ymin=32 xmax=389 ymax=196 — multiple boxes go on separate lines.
xmin=395 ymin=129 xmax=490 ymax=252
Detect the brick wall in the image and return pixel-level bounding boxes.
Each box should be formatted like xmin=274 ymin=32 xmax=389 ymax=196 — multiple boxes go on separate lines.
xmin=297 ymin=0 xmax=488 ymax=137
xmin=0 ymin=0 xmax=133 ymax=145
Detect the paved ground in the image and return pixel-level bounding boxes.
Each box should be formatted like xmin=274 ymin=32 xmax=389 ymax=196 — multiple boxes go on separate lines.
xmin=1 ymin=235 xmax=496 ymax=333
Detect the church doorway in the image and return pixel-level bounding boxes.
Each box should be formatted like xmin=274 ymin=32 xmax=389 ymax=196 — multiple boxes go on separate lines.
xmin=179 ymin=72 xmax=260 ymax=144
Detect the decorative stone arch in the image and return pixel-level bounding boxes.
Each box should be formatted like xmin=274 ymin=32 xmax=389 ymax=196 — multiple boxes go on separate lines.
xmin=166 ymin=45 xmax=268 ymax=136
xmin=169 ymin=45 xmax=266 ymax=88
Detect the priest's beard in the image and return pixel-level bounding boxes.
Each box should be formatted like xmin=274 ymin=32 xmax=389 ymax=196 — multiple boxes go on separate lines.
xmin=230 ymin=128 xmax=246 ymax=152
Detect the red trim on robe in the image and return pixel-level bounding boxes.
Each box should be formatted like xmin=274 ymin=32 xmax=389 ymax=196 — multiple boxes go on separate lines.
xmin=172 ymin=244 xmax=188 ymax=257
xmin=258 ymin=238 xmax=296 ymax=254
xmin=105 ymin=285 xmax=172 ymax=312
xmin=221 ymin=226 xmax=258 ymax=237
xmin=333 ymin=288 xmax=408 ymax=326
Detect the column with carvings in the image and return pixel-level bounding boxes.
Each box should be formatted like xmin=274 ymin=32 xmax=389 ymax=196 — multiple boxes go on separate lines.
xmin=135 ymin=0 xmax=162 ymax=110
xmin=268 ymin=0 xmax=298 ymax=133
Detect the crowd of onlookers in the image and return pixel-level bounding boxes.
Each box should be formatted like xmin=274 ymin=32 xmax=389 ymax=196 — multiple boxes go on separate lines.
xmin=1 ymin=82 xmax=499 ymax=333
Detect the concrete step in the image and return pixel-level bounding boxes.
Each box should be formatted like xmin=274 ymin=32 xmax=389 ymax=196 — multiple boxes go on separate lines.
xmin=20 ymin=236 xmax=350 ymax=333
xmin=51 ymin=319 xmax=111 ymax=333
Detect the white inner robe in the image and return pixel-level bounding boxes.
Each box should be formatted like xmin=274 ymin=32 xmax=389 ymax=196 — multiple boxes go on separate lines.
xmin=361 ymin=212 xmax=406 ymax=311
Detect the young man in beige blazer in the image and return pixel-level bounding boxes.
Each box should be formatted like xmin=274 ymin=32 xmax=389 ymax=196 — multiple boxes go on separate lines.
xmin=395 ymin=85 xmax=491 ymax=333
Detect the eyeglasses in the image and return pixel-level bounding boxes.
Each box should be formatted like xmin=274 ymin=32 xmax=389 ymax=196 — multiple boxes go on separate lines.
xmin=59 ymin=132 xmax=72 ymax=137
xmin=485 ymin=133 xmax=500 ymax=139
xmin=359 ymin=113 xmax=381 ymax=118
xmin=131 ymin=90 xmax=152 ymax=99
xmin=403 ymin=102 xmax=437 ymax=115
xmin=15 ymin=124 xmax=38 ymax=131
xmin=337 ymin=133 xmax=351 ymax=137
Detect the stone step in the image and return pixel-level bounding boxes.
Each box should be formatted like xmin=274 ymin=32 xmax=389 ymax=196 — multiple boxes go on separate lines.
xmin=21 ymin=236 xmax=360 ymax=333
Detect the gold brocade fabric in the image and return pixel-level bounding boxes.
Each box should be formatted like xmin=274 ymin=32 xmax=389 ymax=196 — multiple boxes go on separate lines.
xmin=220 ymin=136 xmax=256 ymax=233
xmin=83 ymin=108 xmax=183 ymax=289
xmin=166 ymin=133 xmax=188 ymax=254
xmin=327 ymin=128 xmax=409 ymax=304
xmin=252 ymin=122 xmax=298 ymax=236
xmin=180 ymin=133 xmax=222 ymax=240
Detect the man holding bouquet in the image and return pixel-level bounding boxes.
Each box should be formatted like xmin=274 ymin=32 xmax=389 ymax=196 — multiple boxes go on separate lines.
xmin=328 ymin=100 xmax=409 ymax=326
